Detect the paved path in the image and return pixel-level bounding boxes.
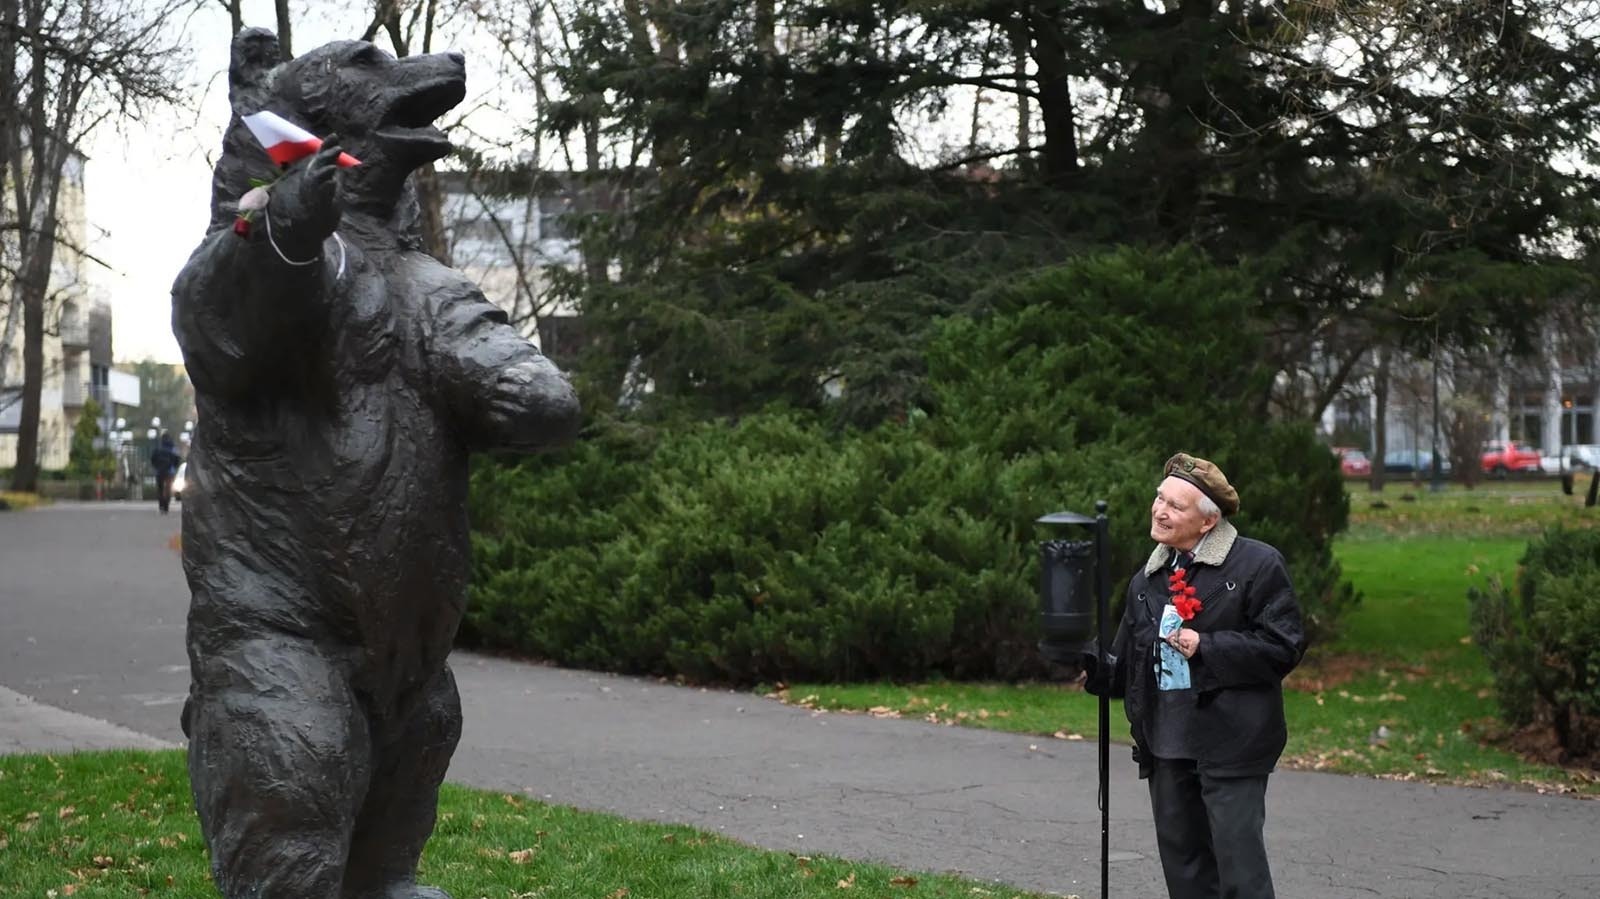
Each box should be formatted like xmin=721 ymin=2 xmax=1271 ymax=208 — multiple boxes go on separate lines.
xmin=2 ymin=503 xmax=1598 ymax=897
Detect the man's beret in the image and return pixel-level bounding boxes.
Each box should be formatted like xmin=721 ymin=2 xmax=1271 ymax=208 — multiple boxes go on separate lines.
xmin=1163 ymin=452 xmax=1239 ymax=517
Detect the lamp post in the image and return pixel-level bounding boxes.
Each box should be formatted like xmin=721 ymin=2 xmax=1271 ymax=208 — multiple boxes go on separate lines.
xmin=1037 ymin=500 xmax=1111 ymax=899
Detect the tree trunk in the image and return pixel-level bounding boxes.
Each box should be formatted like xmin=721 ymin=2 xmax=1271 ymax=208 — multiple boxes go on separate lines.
xmin=10 ymin=263 xmax=43 ymax=490
xmin=1368 ymin=345 xmax=1391 ymax=493
xmin=755 ymin=0 xmax=775 ymax=56
xmin=1542 ymin=318 xmax=1563 ymax=454
xmin=8 ymin=0 xmax=70 ymax=491
xmin=0 ymin=0 xmax=14 ymax=383
xmin=1009 ymin=18 xmax=1029 ymax=160
xmin=582 ymin=113 xmax=606 ymax=287
xmin=1029 ymin=16 xmax=1077 ymax=186
xmin=414 ymin=164 xmax=450 ymax=264
xmin=218 ymin=0 xmax=241 ymax=36
xmin=274 ymin=0 xmax=293 ymax=58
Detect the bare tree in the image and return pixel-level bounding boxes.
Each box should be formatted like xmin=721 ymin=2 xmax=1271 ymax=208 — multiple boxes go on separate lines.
xmin=357 ymin=0 xmax=454 ymax=262
xmin=464 ymin=0 xmax=616 ymax=290
xmin=0 ymin=0 xmax=191 ymax=491
xmin=1368 ymin=344 xmax=1391 ymax=493
xmin=1444 ymin=350 xmax=1492 ymax=490
xmin=212 ymin=0 xmax=240 ymax=38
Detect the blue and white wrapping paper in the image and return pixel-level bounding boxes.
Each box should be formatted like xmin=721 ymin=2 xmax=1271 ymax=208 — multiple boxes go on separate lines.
xmin=1155 ymin=603 xmax=1191 ymax=691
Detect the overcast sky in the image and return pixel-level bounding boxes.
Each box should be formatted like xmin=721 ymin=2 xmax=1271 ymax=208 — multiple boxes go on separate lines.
xmin=87 ymin=5 xmax=407 ymax=364
xmin=89 ymin=2 xmax=998 ymax=365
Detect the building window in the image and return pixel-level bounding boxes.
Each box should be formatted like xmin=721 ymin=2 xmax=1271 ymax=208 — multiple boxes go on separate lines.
xmin=539 ymin=195 xmax=574 ymax=242
xmin=1516 ymin=414 xmax=1540 ymax=443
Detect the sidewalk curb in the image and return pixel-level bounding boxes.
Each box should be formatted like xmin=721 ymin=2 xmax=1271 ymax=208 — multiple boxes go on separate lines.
xmin=0 ymin=686 xmax=179 ymax=755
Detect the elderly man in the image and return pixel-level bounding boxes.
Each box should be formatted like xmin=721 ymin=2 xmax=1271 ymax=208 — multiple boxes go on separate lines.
xmin=1087 ymin=453 xmax=1305 ymax=899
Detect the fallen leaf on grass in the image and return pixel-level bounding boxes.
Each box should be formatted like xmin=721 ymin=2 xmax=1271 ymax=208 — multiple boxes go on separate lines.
xmin=606 ymin=889 xmax=629 ymax=899
xmin=91 ymin=856 xmax=113 ymax=869
xmin=837 ymin=872 xmax=856 ymax=888
xmin=509 ymin=848 xmax=536 ymax=864
xmin=890 ymin=876 xmax=918 ymax=887
xmin=1052 ymin=731 xmax=1084 ymax=741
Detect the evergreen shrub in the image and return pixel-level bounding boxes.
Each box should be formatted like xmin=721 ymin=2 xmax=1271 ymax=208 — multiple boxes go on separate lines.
xmin=67 ymin=399 xmax=115 ymax=479
xmin=463 ymin=247 xmax=1353 ymax=683
xmin=1469 ymin=527 xmax=1600 ymax=762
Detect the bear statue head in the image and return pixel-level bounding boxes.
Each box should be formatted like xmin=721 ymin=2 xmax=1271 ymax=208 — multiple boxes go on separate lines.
xmin=207 ymin=27 xmax=466 ymax=234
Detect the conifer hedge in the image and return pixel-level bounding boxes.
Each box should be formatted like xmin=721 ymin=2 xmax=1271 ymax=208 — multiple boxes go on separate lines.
xmin=462 ymin=247 xmax=1354 ymax=683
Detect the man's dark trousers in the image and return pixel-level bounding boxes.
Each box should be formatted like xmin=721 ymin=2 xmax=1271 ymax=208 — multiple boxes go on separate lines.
xmin=1148 ymin=757 xmax=1274 ymax=899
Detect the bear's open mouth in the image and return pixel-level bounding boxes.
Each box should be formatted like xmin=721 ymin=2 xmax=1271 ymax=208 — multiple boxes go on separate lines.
xmin=377 ymin=78 xmax=466 ymax=147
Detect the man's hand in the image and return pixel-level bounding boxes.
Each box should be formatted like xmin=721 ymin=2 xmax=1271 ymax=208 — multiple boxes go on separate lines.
xmin=1166 ymin=627 xmax=1200 ymax=659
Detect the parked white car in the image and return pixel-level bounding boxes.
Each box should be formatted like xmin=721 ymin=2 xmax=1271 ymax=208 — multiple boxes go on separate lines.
xmin=1560 ymin=445 xmax=1600 ymax=473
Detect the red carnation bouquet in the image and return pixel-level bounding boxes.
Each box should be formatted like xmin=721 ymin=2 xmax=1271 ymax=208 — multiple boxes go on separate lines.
xmin=1167 ymin=567 xmax=1203 ymax=620
xmin=1156 ymin=564 xmax=1202 ymax=691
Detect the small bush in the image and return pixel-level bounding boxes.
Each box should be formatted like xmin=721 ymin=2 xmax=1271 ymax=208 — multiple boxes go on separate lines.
xmin=67 ymin=399 xmax=116 ymax=479
xmin=0 ymin=491 xmax=44 ymax=511
xmin=1469 ymin=527 xmax=1600 ymax=763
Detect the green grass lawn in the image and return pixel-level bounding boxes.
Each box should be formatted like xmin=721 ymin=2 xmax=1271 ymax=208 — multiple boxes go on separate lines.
xmin=1343 ymin=475 xmax=1600 ymax=538
xmin=777 ymin=483 xmax=1600 ymax=796
xmin=0 ymin=750 xmax=1053 ymax=899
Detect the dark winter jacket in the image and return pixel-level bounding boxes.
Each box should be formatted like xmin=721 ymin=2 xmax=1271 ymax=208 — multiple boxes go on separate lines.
xmin=1086 ymin=519 xmax=1305 ymax=778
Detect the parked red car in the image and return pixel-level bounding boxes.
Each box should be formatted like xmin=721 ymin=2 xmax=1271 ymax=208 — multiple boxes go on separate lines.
xmin=1332 ymin=446 xmax=1372 ymax=477
xmin=1480 ymin=440 xmax=1542 ymax=476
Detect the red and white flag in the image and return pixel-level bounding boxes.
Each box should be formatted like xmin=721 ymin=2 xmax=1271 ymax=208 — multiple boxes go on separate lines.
xmin=241 ymin=110 xmax=361 ymax=168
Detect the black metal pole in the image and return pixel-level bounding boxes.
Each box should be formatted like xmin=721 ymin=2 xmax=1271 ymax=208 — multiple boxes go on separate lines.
xmin=1094 ymin=500 xmax=1110 ymax=899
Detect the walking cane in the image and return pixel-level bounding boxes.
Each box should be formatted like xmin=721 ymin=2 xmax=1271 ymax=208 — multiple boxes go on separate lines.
xmin=1092 ymin=501 xmax=1110 ymax=899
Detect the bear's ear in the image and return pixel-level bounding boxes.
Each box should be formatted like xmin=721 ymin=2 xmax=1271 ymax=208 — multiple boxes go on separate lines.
xmin=228 ymin=27 xmax=282 ymax=116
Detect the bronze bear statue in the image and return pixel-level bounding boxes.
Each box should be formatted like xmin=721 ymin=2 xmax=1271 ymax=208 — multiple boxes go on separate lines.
xmin=172 ymin=28 xmax=579 ymax=899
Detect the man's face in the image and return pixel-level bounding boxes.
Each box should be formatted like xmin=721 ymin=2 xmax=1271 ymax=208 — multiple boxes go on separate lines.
xmin=1150 ymin=476 xmax=1218 ymax=551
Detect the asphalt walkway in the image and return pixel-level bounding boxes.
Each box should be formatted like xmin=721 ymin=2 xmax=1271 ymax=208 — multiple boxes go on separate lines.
xmin=2 ymin=502 xmax=1597 ymax=897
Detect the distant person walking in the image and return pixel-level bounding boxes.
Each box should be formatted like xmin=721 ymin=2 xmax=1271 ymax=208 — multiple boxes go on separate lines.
xmin=150 ymin=432 xmax=182 ymax=514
